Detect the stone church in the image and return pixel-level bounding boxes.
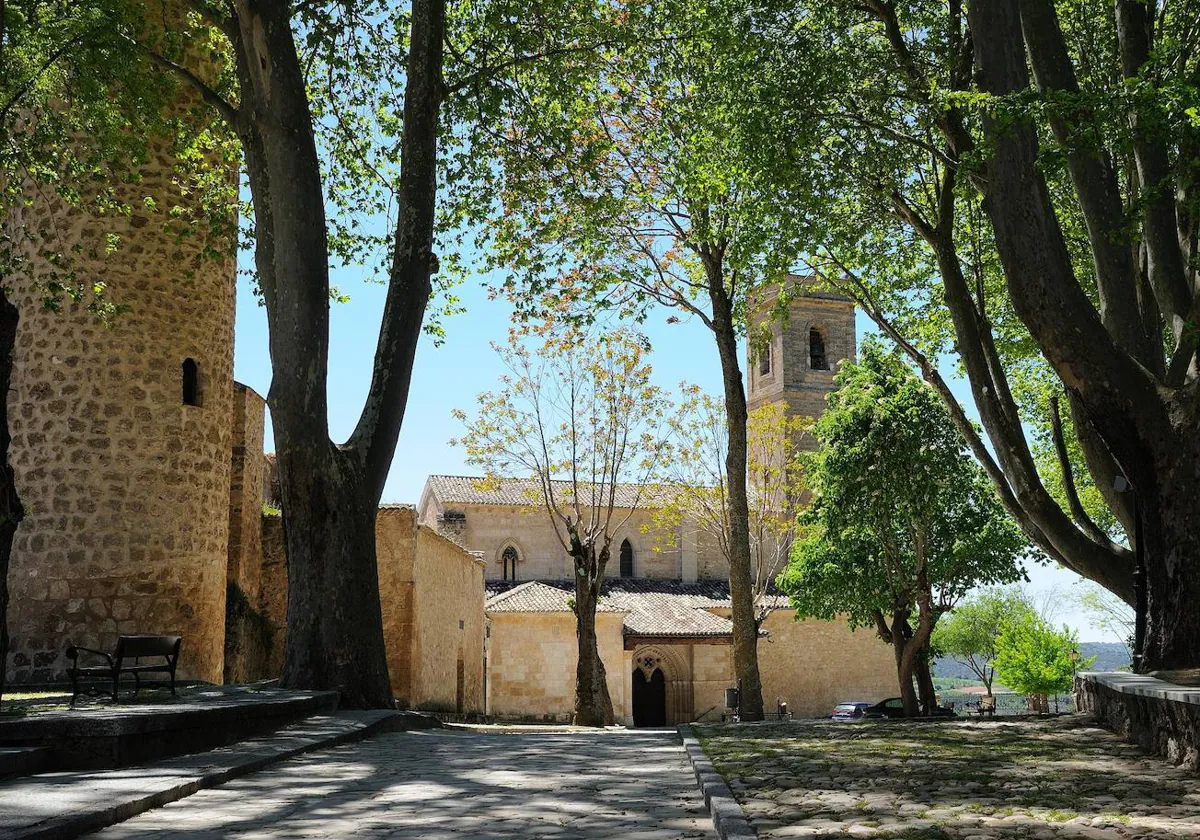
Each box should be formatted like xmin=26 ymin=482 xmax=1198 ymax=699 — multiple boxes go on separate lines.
xmin=3 ymin=13 xmax=893 ymax=718
xmin=415 ymin=288 xmax=896 ymax=725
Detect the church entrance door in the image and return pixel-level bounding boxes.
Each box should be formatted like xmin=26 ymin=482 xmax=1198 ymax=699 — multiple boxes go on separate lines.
xmin=632 ymin=666 xmax=666 ymax=727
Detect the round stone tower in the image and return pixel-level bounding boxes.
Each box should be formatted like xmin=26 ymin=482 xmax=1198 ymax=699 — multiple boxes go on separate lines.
xmin=4 ymin=26 xmax=236 ymax=683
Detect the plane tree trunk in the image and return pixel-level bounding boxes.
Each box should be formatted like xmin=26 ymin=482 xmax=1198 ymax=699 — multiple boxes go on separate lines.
xmin=148 ymin=0 xmax=446 ymax=707
xmin=967 ymin=0 xmax=1200 ymax=671
xmin=0 ymin=289 xmax=24 ymax=706
xmin=706 ymin=256 xmax=765 ymax=722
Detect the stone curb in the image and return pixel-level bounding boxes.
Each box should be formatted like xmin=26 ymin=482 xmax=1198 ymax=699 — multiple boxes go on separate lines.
xmin=677 ymin=724 xmax=757 ymax=840
xmin=2 ymin=710 xmax=421 ymax=840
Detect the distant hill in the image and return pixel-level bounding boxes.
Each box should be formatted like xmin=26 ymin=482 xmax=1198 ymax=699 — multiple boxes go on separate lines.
xmin=935 ymin=642 xmax=1131 ymax=681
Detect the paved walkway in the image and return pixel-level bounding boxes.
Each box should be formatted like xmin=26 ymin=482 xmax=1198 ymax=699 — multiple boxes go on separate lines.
xmin=93 ymin=728 xmax=716 ymax=839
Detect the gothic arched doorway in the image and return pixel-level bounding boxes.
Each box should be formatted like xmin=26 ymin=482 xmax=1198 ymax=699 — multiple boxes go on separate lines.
xmin=632 ymin=666 xmax=666 ymax=727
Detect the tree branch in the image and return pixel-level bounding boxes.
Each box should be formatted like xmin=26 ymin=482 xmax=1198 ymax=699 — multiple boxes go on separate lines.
xmin=139 ymin=42 xmax=238 ymax=127
xmin=1049 ymin=394 xmax=1110 ymax=545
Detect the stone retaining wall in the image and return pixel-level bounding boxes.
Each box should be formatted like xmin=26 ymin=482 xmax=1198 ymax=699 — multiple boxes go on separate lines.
xmin=1076 ymin=671 xmax=1200 ymax=769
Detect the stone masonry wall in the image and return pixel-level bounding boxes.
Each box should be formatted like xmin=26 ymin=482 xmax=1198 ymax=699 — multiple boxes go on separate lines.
xmin=223 ymin=385 xmax=271 ymax=683
xmin=227 ymin=385 xmax=267 ymax=604
xmin=486 ymin=611 xmax=627 ymax=722
xmin=259 ymin=513 xmax=287 ymax=679
xmin=410 ymin=520 xmax=486 ymax=713
xmin=5 ymin=123 xmax=236 ymax=683
xmin=756 ymin=610 xmax=895 ymax=718
xmin=1077 ymin=674 xmax=1200 ymax=770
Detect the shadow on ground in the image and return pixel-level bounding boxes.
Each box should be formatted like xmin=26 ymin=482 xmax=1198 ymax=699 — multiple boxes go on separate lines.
xmin=91 ymin=728 xmax=714 ymax=839
xmin=696 ymin=716 xmax=1200 ymax=839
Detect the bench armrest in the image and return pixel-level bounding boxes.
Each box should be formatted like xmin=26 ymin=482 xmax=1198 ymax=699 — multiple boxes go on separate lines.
xmin=66 ymin=646 xmax=115 ymax=667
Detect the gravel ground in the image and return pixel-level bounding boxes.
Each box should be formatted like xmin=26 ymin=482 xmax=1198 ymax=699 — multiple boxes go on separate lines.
xmin=696 ymin=716 xmax=1200 ymax=839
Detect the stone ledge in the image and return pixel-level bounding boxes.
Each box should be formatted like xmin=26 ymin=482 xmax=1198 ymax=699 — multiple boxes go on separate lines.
xmin=1077 ymin=672 xmax=1200 ymax=769
xmin=0 ymin=686 xmax=340 ymax=771
xmin=0 ymin=709 xmax=427 ymax=840
xmin=1079 ymin=670 xmax=1200 ymax=705
xmin=677 ymin=724 xmax=757 ymax=840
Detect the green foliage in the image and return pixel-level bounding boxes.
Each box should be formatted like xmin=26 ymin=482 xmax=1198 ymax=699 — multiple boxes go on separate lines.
xmin=740 ymin=0 xmax=1200 ymax=551
xmin=1 ymin=0 xmax=237 ymax=312
xmin=446 ymin=0 xmax=822 ymax=335
xmin=651 ymin=393 xmax=810 ymax=610
xmin=932 ymin=588 xmax=1037 ymax=691
xmin=992 ymin=614 xmax=1093 ymax=698
xmin=780 ymin=341 xmax=1032 ymax=629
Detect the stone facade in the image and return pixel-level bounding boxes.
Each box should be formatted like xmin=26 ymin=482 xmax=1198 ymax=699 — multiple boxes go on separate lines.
xmin=486 ymin=611 xmax=629 ymax=722
xmin=416 ymin=497 xmax=682 ymax=581
xmin=482 ymin=606 xmax=895 ymax=725
xmin=747 ymin=276 xmax=856 ymax=446
xmin=378 ymin=506 xmax=487 ymax=713
xmin=256 ymin=504 xmax=487 ymax=713
xmin=5 ymin=121 xmax=237 ymax=683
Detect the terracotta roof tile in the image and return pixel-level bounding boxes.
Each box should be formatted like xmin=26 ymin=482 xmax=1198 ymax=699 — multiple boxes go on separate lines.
xmin=426 ymin=475 xmax=678 ymax=509
xmin=485 ymin=578 xmax=786 ymax=638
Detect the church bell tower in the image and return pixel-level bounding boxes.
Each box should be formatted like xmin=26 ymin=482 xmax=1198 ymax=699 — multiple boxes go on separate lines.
xmin=746 ymin=276 xmax=856 ymax=447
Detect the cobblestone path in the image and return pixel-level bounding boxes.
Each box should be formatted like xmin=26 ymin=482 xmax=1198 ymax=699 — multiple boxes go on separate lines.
xmin=698 ymin=716 xmax=1200 ymax=839
xmin=94 ymin=728 xmax=715 ymax=839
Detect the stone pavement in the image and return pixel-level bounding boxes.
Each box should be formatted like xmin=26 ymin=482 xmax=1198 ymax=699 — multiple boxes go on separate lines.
xmin=92 ymin=728 xmax=716 ymax=839
xmin=0 ymin=711 xmax=402 ymax=840
xmin=697 ymin=716 xmax=1200 ymax=839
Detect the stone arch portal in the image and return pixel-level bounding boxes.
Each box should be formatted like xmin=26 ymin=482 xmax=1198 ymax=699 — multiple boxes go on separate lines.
xmin=630 ymin=645 xmax=693 ymax=727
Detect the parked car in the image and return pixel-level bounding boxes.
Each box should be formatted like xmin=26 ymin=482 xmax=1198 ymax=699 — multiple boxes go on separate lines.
xmin=864 ymin=697 xmax=957 ymax=719
xmin=830 ymin=701 xmax=871 ymax=721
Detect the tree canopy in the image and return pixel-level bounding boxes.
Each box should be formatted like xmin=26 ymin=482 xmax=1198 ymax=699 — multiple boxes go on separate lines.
xmin=453 ymin=327 xmax=670 ymax=725
xmin=782 ymin=341 xmax=1031 ymax=714
xmin=741 ymin=0 xmax=1200 ymax=670
xmin=932 ymin=587 xmax=1037 ymax=695
xmin=993 ymin=613 xmax=1093 ymax=699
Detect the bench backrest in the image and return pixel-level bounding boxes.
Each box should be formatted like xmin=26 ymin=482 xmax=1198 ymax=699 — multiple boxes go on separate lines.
xmin=115 ymin=635 xmax=182 ymax=661
xmin=979 ymin=695 xmax=996 ymax=710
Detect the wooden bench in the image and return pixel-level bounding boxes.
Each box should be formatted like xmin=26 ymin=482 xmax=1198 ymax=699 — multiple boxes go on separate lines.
xmin=66 ymin=635 xmax=182 ymax=704
xmin=974 ymin=695 xmax=996 ymax=717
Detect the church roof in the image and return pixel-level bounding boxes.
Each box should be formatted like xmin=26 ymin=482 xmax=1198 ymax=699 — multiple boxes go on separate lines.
xmin=425 ymin=474 xmax=679 ymax=510
xmin=485 ymin=578 xmax=786 ymax=639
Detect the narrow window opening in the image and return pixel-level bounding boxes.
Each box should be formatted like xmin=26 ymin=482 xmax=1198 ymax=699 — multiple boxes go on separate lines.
xmin=809 ymin=328 xmax=829 ymax=371
xmin=759 ymin=342 xmax=771 ymax=376
xmin=182 ymin=358 xmax=202 ymax=406
xmin=501 ymin=545 xmax=519 ymax=581
xmin=620 ymin=539 xmax=634 ymax=578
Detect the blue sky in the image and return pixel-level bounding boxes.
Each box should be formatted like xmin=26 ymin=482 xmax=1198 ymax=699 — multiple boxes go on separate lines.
xmin=231 ymin=254 xmax=1123 ymax=644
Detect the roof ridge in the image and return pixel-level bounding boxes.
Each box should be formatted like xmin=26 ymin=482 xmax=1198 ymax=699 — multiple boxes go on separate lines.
xmin=483 ymin=579 xmax=543 ymax=608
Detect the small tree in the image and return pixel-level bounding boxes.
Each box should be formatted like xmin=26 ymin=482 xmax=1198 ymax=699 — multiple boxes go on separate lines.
xmin=993 ymin=614 xmax=1093 ymax=711
xmin=781 ymin=341 xmax=1030 ymax=716
xmin=932 ymin=588 xmax=1037 ymax=696
xmin=653 ymin=393 xmax=809 ymax=623
xmin=453 ymin=329 xmax=669 ymax=726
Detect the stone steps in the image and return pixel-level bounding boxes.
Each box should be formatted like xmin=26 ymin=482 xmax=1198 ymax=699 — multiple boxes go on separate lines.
xmin=0 ymin=709 xmax=434 ymax=840
xmin=0 ymin=686 xmax=339 ymax=772
xmin=0 ymin=746 xmax=51 ymax=780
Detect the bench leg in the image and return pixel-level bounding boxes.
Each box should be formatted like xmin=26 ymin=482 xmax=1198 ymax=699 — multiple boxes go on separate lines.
xmin=69 ymin=667 xmax=79 ymax=707
xmin=133 ymin=672 xmax=141 ymax=696
xmin=112 ymin=672 xmax=119 ymax=703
